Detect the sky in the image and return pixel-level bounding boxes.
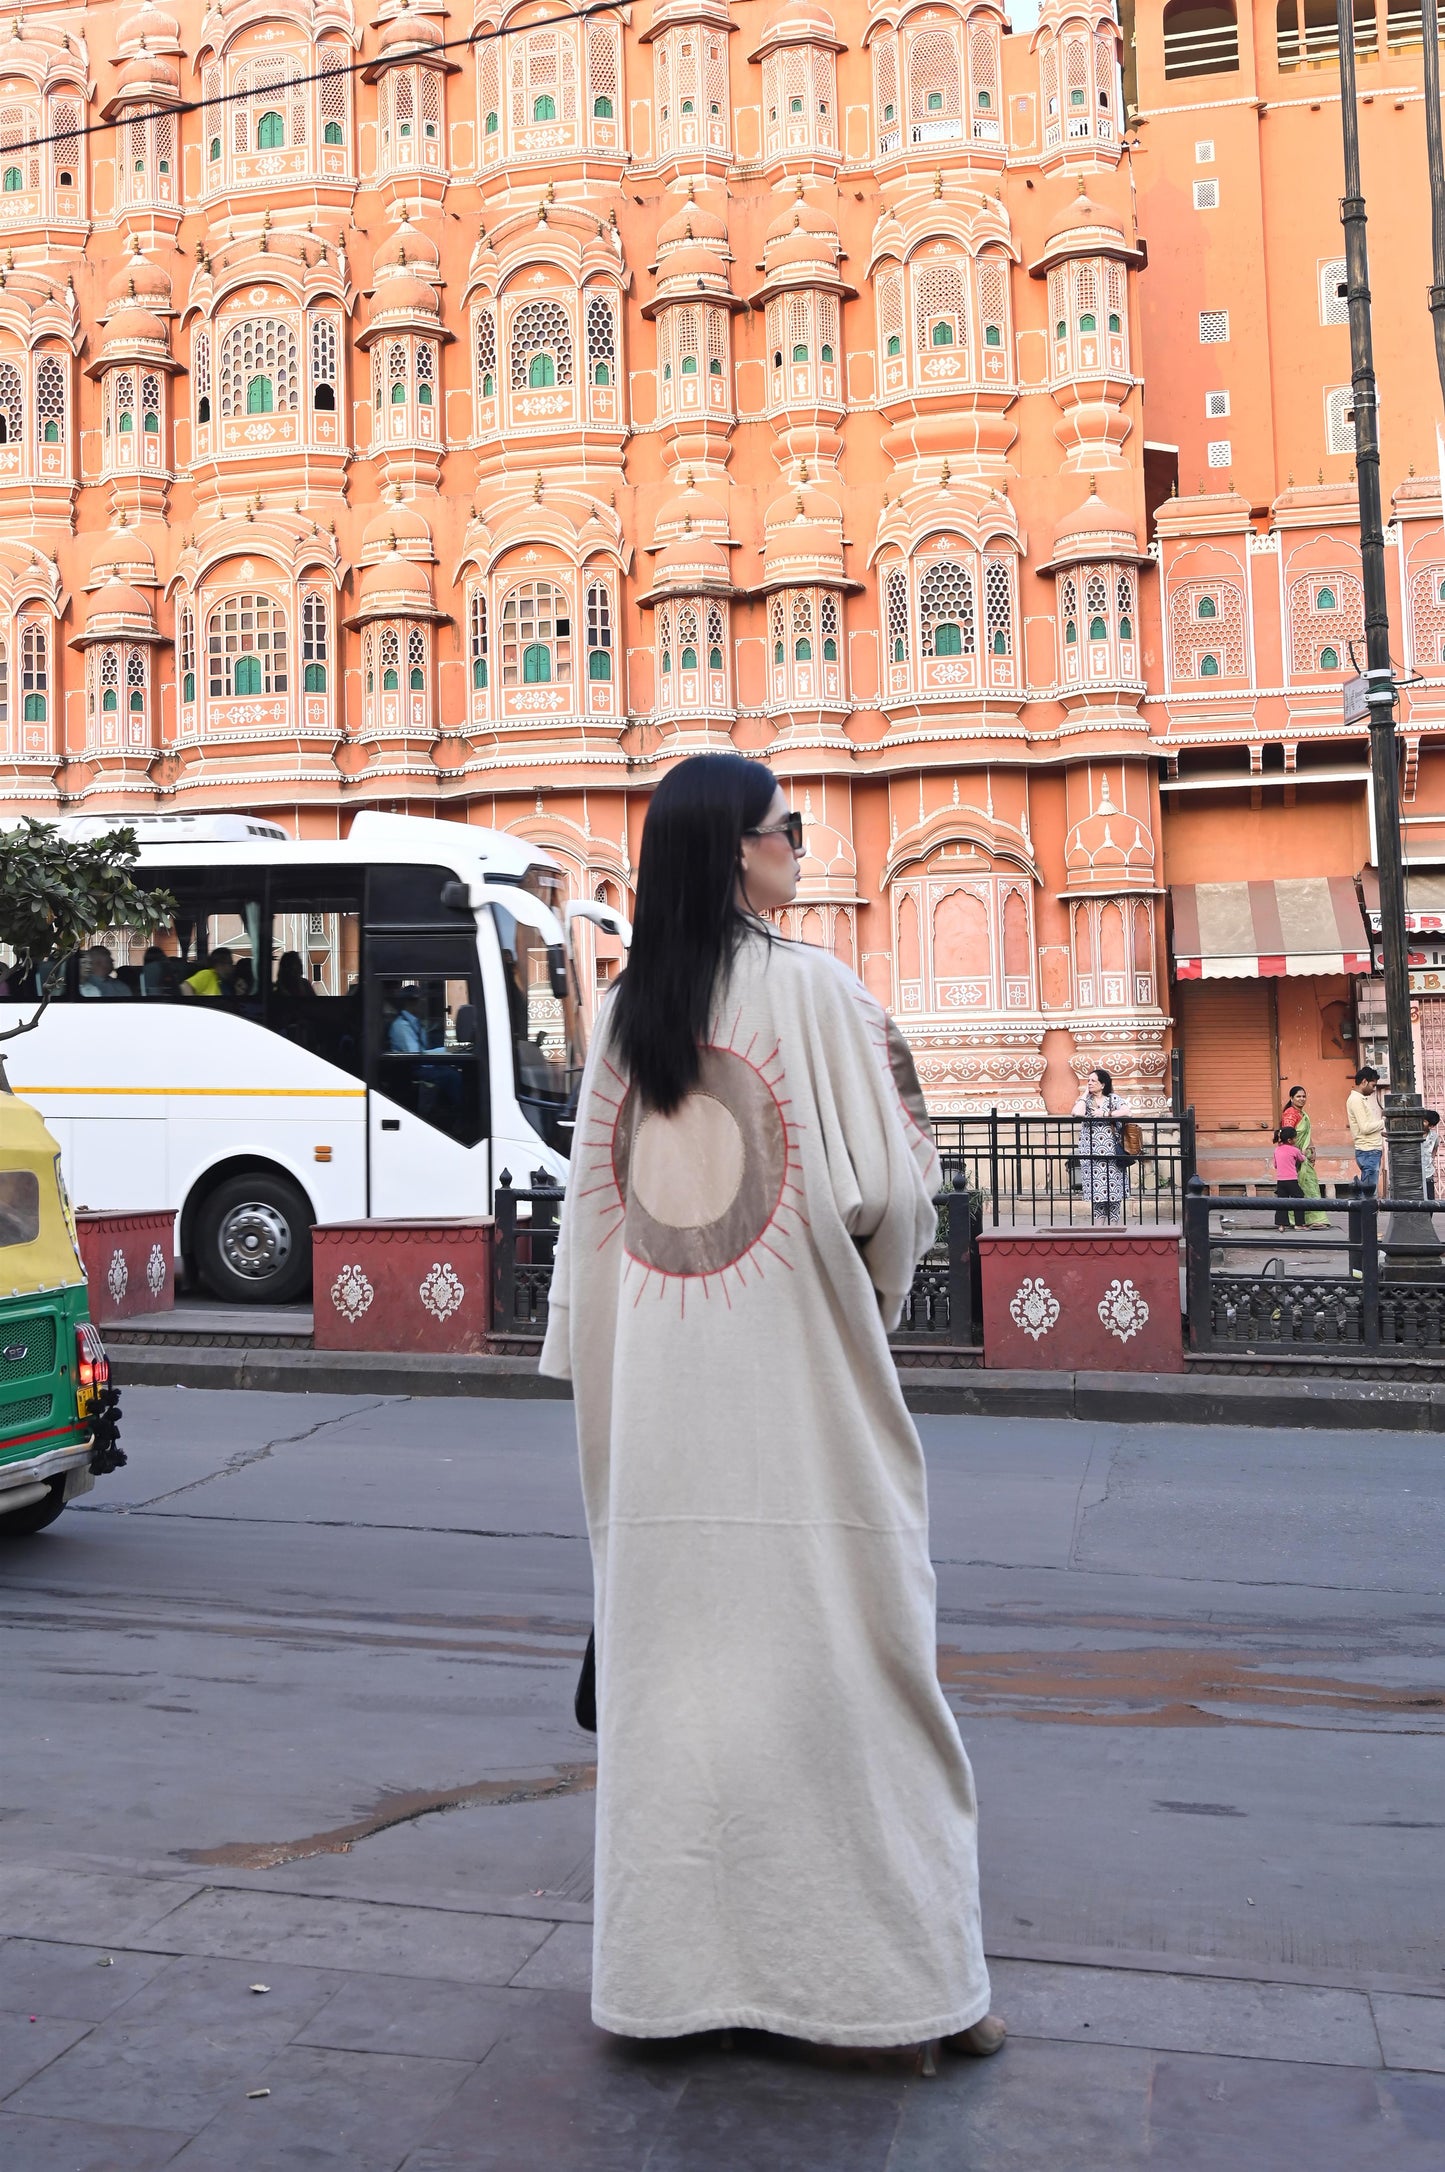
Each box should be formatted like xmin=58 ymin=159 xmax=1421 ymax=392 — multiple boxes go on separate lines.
xmin=1011 ymin=1 xmax=1042 ymax=27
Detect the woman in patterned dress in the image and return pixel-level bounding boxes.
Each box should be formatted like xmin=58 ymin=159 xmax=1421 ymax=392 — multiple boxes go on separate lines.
xmin=1072 ymin=1067 xmax=1129 ymax=1225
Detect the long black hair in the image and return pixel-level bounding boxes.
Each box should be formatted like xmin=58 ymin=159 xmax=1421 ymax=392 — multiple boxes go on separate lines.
xmin=610 ymin=753 xmax=779 ymax=1113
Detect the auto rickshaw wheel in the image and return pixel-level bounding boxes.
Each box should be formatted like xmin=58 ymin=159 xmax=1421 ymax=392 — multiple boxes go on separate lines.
xmin=195 ymin=1171 xmax=314 ymax=1306
xmin=0 ymin=1478 xmax=68 ymax=1536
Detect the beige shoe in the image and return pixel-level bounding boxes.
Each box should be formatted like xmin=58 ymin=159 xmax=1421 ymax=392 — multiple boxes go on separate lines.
xmin=945 ymin=2013 xmax=1007 ymax=2057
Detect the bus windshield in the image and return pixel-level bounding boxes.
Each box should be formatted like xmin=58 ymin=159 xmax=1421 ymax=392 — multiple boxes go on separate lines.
xmin=493 ymin=866 xmax=586 ymax=1154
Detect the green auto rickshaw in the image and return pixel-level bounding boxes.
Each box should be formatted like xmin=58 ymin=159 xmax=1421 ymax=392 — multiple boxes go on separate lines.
xmin=0 ymin=1088 xmax=123 ymax=1537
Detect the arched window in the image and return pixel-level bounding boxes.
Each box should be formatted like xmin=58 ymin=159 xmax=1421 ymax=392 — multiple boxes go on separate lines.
xmin=127 ymin=650 xmax=146 ymax=716
xmin=510 ymin=298 xmax=573 ymax=391
xmin=533 ymin=93 xmax=556 ymax=121
xmin=1319 ymin=645 xmax=1340 ymax=670
xmin=1197 ymin=594 xmax=1218 ymax=619
xmin=501 ymin=580 xmax=571 ymax=687
xmin=1315 ymin=585 xmax=1337 ymax=611
xmin=919 ymin=560 xmax=976 ymax=657
xmin=247 ymin=376 xmax=273 ymax=414
xmin=885 ymin=565 xmax=909 ymax=669
xmin=257 ymin=110 xmax=284 ymax=150
xmin=586 ymin=581 xmax=612 ymax=681
xmin=2 ymin=168 xmax=19 ymax=193
xmin=310 ymin=315 xmax=338 ymax=416
xmin=324 ymin=120 xmax=343 ymax=145
xmin=1199 ymin=653 xmax=1220 ymax=676
xmin=594 ymin=95 xmax=613 ymax=118
xmin=209 ymin=137 xmax=221 ymax=162
xmin=219 ymin=320 xmax=299 ymax=419
xmin=20 ymin=620 xmax=46 ymax=722
xmin=474 ymin=309 xmax=497 ymax=407
xmin=35 ymin=355 xmax=64 ymax=447
xmin=379 ymin=626 xmax=400 ymax=692
xmin=469 ymin=590 xmax=489 ymax=690
xmin=207 ymin=594 xmax=288 ymax=698
xmin=931 ymin=321 xmax=954 ymax=348
xmin=408 ymin=627 xmax=426 ymax=692
xmin=302 ymin=592 xmax=328 ymax=693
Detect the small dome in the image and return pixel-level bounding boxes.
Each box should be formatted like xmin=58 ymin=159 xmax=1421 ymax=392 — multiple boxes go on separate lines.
xmin=1051 ymin=485 xmax=1140 ymax=555
xmin=374 ymin=215 xmax=442 ymax=277
xmin=115 ymin=50 xmax=180 ymax=93
xmin=106 ymin=253 xmax=172 ymax=309
xmin=766 ymin=228 xmax=839 ymax=281
xmin=657 ymin=191 xmax=729 ymax=253
xmin=100 ymin=304 xmax=169 ymax=351
xmin=759 ymin=0 xmax=837 ymax=40
xmin=380 ymin=11 xmax=444 ymax=51
xmin=656 ymin=241 xmax=731 ymax=290
xmin=652 ymin=481 xmax=729 ymax=544
xmin=1046 ymin=188 xmax=1127 ymax=249
xmin=359 ymin=553 xmax=433 ymax=603
xmin=85 ymin=579 xmax=154 ymax=628
xmin=361 ymin=501 xmax=434 ymax=556
xmin=372 ymin=271 xmax=440 ymax=320
xmin=118 ymin=1 xmax=181 ymax=48
xmin=652 ymin=534 xmax=731 ymax=585
xmin=765 ymin=481 xmax=841 ymax=533
xmin=764 ymin=188 xmax=838 ymax=246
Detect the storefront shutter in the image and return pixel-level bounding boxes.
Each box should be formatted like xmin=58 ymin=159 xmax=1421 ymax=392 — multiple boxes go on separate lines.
xmin=1176 ymin=980 xmax=1275 ymax=1131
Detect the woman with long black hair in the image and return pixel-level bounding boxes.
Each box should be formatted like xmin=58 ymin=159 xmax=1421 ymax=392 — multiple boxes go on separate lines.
xmin=541 ymin=753 xmax=1000 ymax=2061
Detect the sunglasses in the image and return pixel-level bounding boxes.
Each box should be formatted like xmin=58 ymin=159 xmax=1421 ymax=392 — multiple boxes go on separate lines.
xmin=744 ymin=812 xmax=804 ymax=851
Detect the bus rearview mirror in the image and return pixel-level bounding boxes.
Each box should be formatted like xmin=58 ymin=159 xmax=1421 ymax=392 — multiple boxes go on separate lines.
xmin=547 ymin=945 xmax=569 ymax=1001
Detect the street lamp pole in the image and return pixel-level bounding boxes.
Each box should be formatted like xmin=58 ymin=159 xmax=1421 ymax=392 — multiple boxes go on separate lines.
xmin=1335 ymin=0 xmax=1425 ymax=1205
xmin=1421 ymin=1 xmax=1445 ymax=414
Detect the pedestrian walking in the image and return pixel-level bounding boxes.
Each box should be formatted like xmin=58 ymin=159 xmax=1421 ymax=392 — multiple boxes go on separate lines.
xmin=541 ymin=753 xmax=1002 ymax=2061
xmin=1273 ymin=1127 xmax=1305 ymax=1229
xmin=1278 ymin=1085 xmax=1331 ymax=1228
xmin=1071 ymin=1068 xmax=1129 ymax=1225
xmin=1423 ymin=1109 xmax=1440 ymax=1201
xmin=1346 ymin=1067 xmax=1385 ymax=1196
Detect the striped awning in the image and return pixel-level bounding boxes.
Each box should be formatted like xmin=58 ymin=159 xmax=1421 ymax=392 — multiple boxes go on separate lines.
xmin=1171 ymin=878 xmax=1371 ymax=980
xmin=1358 ymin=867 xmax=1445 ymax=932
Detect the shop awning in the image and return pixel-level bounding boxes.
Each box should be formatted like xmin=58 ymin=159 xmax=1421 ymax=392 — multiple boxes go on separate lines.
xmin=1171 ymin=879 xmax=1371 ymax=980
xmin=1358 ymin=867 xmax=1445 ymax=932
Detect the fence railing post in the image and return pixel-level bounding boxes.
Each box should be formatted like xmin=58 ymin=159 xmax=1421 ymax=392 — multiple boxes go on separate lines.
xmin=946 ymin=1170 xmax=973 ymax=1348
xmin=988 ymin=1107 xmax=1001 ymax=1227
xmin=1360 ymin=1191 xmax=1381 ymax=1350
xmin=492 ymin=1170 xmax=517 ymax=1333
xmin=1184 ymin=1175 xmax=1212 ymax=1352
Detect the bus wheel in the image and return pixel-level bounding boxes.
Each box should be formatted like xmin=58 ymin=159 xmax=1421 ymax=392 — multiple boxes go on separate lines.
xmin=195 ymin=1172 xmax=313 ymax=1306
xmin=0 ymin=1479 xmax=68 ymax=1536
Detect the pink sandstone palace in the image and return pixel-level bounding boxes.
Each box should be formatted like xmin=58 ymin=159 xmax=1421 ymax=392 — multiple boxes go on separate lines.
xmin=0 ymin=0 xmax=1443 ymax=1172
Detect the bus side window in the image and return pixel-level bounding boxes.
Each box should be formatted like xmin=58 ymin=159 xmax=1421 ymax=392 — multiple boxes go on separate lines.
xmin=367 ymin=932 xmax=488 ymax=1148
xmin=265 ymin=874 xmax=365 ymax=1079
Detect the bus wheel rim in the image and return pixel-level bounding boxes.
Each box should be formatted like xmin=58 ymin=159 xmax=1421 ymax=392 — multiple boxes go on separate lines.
xmin=218 ymin=1201 xmax=291 ymax=1280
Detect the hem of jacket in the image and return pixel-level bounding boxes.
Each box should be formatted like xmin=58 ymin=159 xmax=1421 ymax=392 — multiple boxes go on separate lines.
xmin=590 ymin=1984 xmax=993 ymax=2047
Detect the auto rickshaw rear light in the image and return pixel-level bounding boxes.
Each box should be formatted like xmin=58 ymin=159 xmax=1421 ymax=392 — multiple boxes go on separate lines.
xmin=76 ymin=1322 xmax=109 ymax=1391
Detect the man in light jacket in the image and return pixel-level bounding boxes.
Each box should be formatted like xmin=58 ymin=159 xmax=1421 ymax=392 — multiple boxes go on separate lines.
xmin=1346 ymin=1067 xmax=1386 ymax=1196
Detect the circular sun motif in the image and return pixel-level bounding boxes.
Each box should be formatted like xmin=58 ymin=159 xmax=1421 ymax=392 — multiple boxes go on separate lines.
xmin=611 ymin=1045 xmax=791 ymax=1283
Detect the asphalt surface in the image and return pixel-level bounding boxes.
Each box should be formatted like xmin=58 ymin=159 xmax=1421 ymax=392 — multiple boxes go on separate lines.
xmin=0 ymin=1389 xmax=1441 ymax=2167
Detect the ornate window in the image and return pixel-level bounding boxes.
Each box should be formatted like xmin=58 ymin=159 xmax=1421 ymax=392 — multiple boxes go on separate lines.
xmin=919 ymin=559 xmax=976 ymax=660
xmin=500 ymin=580 xmax=571 ymax=687
xmin=35 ymin=354 xmax=65 ymax=451
xmin=1409 ymin=563 xmax=1445 ymax=668
xmin=20 ymin=617 xmax=47 ymax=723
xmin=469 ymin=588 xmax=490 ymax=704
xmin=585 ymin=580 xmax=613 ymax=682
xmin=1049 ymin=259 xmax=1129 ymax=382
xmin=891 ymin=867 xmax=1037 ymax=1020
xmin=914 ymin=261 xmax=967 ymax=370
xmin=379 ymin=64 xmax=445 ymax=174
xmin=1041 ymin=20 xmax=1119 ymax=151
xmin=656 ymin=595 xmax=729 ymax=712
xmin=479 ymin=34 xmax=502 ymax=158
xmin=1287 ymin=570 xmax=1363 ymax=679
xmin=509 ymin=298 xmax=573 ymax=390
xmin=0 ymin=356 xmax=23 ymax=448
xmin=586 ymin=290 xmax=617 ymax=391
xmin=179 ymin=603 xmax=197 ymax=715
xmin=586 ymin=18 xmax=622 ymax=141
xmin=0 ymin=90 xmax=83 ymax=223
xmin=123 ymin=109 xmax=176 ymax=209
xmin=309 ymin=314 xmax=339 ymax=415
xmin=767 ymin=588 xmax=845 ymax=706
xmin=219 ymin=319 xmax=299 ymax=419
xmin=766 ymin=291 xmax=841 ymax=407
xmin=653 ymin=27 xmax=730 ymax=157
xmin=408 ymin=625 xmax=428 ymax=694
xmin=207 ymin=593 xmax=288 ymax=698
xmin=762 ymin=40 xmax=838 ymax=161
xmin=193 ymin=331 xmax=212 ymax=433
xmin=1059 ymin=561 xmax=1140 ymax=686
xmin=875 ymin=35 xmax=900 ymax=153
xmin=474 ymin=306 xmax=498 ymax=413
xmin=301 ymin=591 xmax=328 ymax=694
xmin=906 ymin=26 xmax=963 ymax=144
xmin=1170 ymin=577 xmax=1247 ymax=681
xmin=884 ymin=562 xmax=910 ymax=690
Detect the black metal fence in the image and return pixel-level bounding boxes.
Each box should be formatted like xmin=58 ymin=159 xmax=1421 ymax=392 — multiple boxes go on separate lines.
xmin=491 ymin=1167 xmax=982 ymax=1355
xmin=930 ymin=1111 xmax=1195 ymax=1229
xmin=1184 ymin=1185 xmax=1445 ymax=1357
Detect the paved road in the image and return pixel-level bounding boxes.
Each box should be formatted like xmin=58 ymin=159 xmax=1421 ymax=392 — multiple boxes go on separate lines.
xmin=0 ymin=1389 xmax=1441 ymax=2168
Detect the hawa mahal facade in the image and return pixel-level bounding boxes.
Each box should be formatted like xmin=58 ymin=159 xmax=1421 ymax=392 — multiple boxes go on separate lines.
xmin=1 ymin=0 xmax=1444 ymax=1155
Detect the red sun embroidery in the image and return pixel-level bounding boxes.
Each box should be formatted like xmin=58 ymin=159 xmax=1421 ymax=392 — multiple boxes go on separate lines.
xmin=576 ymin=1012 xmax=807 ymax=1316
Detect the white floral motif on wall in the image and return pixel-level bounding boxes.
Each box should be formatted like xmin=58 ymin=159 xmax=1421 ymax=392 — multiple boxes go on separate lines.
xmin=1009 ymin=1276 xmax=1059 ymax=1341
xmin=419 ymin=1261 xmax=465 ymax=1321
xmin=1098 ymin=1277 xmax=1149 ymax=1343
xmin=106 ymin=1249 xmax=129 ymax=1306
xmin=145 ymin=1243 xmax=168 ymax=1298
xmin=331 ymin=1263 xmax=375 ymax=1323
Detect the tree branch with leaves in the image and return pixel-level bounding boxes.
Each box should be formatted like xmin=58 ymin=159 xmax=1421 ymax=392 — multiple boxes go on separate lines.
xmin=0 ymin=822 xmax=176 ymax=1045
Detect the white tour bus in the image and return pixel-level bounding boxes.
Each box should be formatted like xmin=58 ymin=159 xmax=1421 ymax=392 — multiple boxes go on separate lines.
xmin=1 ymin=812 xmax=627 ymax=1304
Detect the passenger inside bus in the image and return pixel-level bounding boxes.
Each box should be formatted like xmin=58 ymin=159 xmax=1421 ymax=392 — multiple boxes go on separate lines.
xmin=182 ymin=947 xmax=237 ymax=1000
xmin=78 ymin=946 xmax=133 ymax=1000
xmin=274 ymin=951 xmax=315 ymax=1003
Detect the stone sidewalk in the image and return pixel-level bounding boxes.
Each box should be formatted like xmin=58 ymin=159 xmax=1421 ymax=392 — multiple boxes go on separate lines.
xmin=1 ymin=1865 xmax=1442 ymax=2171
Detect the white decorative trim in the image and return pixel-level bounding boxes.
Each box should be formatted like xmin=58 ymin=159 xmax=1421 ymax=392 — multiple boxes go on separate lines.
xmin=1009 ymin=1276 xmax=1059 ymax=1342
xmin=330 ymin=1262 xmax=375 ymax=1323
xmin=145 ymin=1243 xmax=168 ymax=1298
xmin=106 ymin=1249 xmax=129 ymax=1306
xmin=419 ymin=1260 xmax=465 ymax=1321
xmin=1098 ymin=1277 xmax=1149 ymax=1344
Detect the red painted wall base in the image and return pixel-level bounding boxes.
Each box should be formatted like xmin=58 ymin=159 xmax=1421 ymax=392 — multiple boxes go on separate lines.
xmin=978 ymin=1226 xmax=1183 ymax=1374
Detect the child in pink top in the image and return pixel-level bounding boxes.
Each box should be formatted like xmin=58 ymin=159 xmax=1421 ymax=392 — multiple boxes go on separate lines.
xmin=1273 ymin=1129 xmax=1304 ymax=1229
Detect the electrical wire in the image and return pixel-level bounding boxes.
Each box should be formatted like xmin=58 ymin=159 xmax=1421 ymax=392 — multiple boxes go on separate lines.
xmin=0 ymin=4 xmax=623 ymax=164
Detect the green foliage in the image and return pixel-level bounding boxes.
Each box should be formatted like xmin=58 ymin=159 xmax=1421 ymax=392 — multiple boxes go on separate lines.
xmin=0 ymin=822 xmax=175 ymax=1042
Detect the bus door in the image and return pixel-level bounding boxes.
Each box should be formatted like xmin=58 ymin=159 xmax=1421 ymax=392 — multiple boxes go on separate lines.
xmin=365 ymin=932 xmax=490 ymax=1218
